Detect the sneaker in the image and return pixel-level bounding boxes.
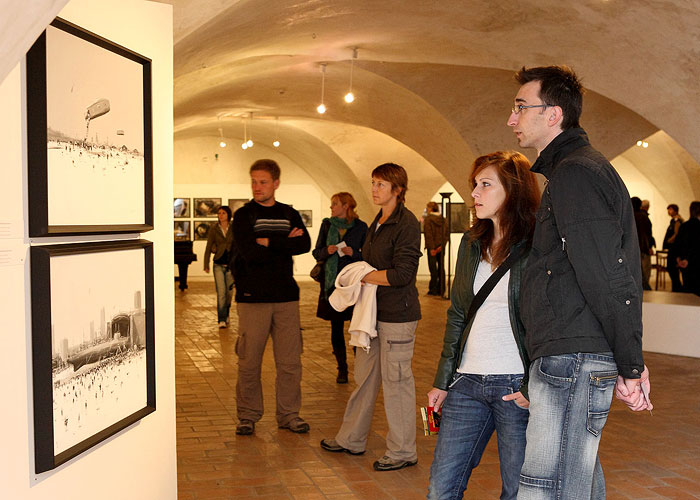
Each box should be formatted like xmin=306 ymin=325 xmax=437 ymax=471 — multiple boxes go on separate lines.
xmin=236 ymin=419 xmax=255 ymax=435
xmin=278 ymin=417 xmax=310 ymax=434
xmin=320 ymin=438 xmax=364 ymax=455
xmin=372 ymin=455 xmax=417 ymax=471
xmin=218 ymin=321 xmax=227 ymax=328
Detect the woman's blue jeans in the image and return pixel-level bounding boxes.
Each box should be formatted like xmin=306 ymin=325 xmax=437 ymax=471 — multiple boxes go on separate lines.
xmin=517 ymin=353 xmax=617 ymax=500
xmin=213 ymin=263 xmax=234 ymax=322
xmin=427 ymin=373 xmax=529 ymax=500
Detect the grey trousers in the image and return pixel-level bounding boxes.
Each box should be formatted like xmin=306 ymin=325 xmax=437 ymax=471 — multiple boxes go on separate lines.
xmin=235 ymin=301 xmax=303 ymax=426
xmin=335 ymin=320 xmax=418 ymax=461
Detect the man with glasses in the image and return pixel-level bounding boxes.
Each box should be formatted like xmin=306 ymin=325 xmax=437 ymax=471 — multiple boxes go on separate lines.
xmin=507 ymin=66 xmax=652 ymax=499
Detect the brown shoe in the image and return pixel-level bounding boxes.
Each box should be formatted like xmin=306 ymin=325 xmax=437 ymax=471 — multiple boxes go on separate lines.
xmin=373 ymin=455 xmax=417 ymax=471
xmin=320 ymin=438 xmax=364 ymax=455
xmin=278 ymin=417 xmax=310 ymax=434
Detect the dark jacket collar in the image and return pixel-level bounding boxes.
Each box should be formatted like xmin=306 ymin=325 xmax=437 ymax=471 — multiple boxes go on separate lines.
xmin=531 ymin=127 xmax=590 ymax=179
xmin=371 ymin=202 xmax=405 ymax=227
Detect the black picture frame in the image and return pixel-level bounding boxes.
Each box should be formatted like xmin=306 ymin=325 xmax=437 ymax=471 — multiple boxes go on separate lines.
xmin=174 ymin=198 xmax=190 ymax=219
xmin=30 ymin=239 xmax=155 ymax=473
xmin=299 ymin=209 xmax=313 ymax=228
xmin=193 ymin=220 xmax=214 ymax=240
xmin=449 ymin=202 xmax=471 ymax=233
xmin=174 ymin=221 xmax=190 ymax=241
xmin=193 ymin=198 xmax=222 ymax=218
xmin=27 ymin=18 xmax=153 ymax=237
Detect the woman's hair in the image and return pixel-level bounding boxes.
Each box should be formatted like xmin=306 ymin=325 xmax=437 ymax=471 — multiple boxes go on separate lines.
xmin=218 ymin=205 xmax=232 ymax=221
xmin=332 ymin=192 xmax=359 ymax=222
xmin=371 ymin=162 xmax=408 ymax=204
xmin=469 ymin=151 xmax=540 ymax=266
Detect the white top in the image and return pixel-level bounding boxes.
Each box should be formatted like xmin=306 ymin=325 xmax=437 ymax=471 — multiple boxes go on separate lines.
xmin=457 ymin=258 xmax=524 ymax=375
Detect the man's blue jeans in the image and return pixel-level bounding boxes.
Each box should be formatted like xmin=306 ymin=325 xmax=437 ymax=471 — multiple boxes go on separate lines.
xmin=213 ymin=263 xmax=234 ymax=322
xmin=517 ymin=353 xmax=617 ymax=500
xmin=427 ymin=374 xmax=529 ymax=500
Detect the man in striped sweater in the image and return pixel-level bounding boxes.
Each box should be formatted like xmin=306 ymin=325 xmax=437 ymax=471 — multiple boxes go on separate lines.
xmin=232 ymin=159 xmax=311 ymax=436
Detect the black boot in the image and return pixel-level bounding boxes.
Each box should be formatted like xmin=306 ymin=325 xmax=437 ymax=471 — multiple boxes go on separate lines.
xmin=336 ymin=364 xmax=348 ymax=384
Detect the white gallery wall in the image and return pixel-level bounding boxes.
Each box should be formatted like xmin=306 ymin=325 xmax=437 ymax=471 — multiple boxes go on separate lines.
xmin=0 ymin=0 xmax=177 ymax=498
xmin=174 ymin=135 xmax=331 ymax=280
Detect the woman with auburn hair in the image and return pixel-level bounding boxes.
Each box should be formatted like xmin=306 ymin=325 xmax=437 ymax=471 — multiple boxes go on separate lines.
xmin=426 ymin=151 xmax=540 ymax=499
xmin=320 ymin=163 xmax=422 ymax=472
xmin=312 ymin=192 xmax=368 ymax=383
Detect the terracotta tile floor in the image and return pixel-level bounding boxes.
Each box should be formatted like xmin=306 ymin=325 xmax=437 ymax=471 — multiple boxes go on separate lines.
xmin=176 ymin=279 xmax=700 ymax=499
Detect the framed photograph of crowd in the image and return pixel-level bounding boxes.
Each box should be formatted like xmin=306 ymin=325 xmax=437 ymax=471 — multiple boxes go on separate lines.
xmin=30 ymin=239 xmax=155 ymax=473
xmin=193 ymin=198 xmax=221 ymax=217
xmin=26 ymin=17 xmax=153 ymax=237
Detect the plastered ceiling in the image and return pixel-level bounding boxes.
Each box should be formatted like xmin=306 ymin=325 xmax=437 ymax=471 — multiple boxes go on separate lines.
xmin=3 ymin=0 xmax=699 ymax=216
xmin=169 ymin=0 xmax=700 ymax=215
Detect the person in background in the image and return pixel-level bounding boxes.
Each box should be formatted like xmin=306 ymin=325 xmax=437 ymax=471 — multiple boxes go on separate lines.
xmin=507 ymin=65 xmax=651 ymax=500
xmin=232 ymin=159 xmax=311 ymax=436
xmin=426 ymin=151 xmax=540 ymax=500
xmin=203 ymin=206 xmax=234 ymax=328
xmin=313 ymin=192 xmax=368 ymax=384
xmin=632 ymin=197 xmax=654 ymax=291
xmin=675 ymin=201 xmax=700 ymax=296
xmin=424 ymin=201 xmax=449 ymax=297
xmin=320 ymin=162 xmax=422 ymax=472
xmin=663 ymin=203 xmax=684 ymax=291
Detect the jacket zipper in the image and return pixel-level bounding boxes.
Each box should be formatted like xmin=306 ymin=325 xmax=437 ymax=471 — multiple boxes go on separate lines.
xmin=561 ymin=237 xmax=566 ymax=252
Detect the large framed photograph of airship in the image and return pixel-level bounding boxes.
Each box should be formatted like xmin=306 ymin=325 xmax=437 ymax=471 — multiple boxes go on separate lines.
xmin=30 ymin=240 xmax=155 ymax=473
xmin=26 ymin=17 xmax=153 ymax=236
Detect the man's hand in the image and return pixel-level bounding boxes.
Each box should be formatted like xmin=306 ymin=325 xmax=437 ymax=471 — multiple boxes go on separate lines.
xmin=677 ymin=258 xmax=689 ymax=269
xmin=502 ymin=391 xmax=530 ymax=408
xmin=288 ymin=227 xmax=303 ymax=238
xmin=615 ymin=365 xmax=652 ymax=412
xmin=328 ymin=245 xmax=338 ymax=254
xmin=255 ymin=237 xmax=269 ymax=247
xmin=204 ymin=268 xmax=210 ymax=274
xmin=343 ymin=247 xmax=354 ymax=257
xmin=427 ymin=388 xmax=448 ymax=410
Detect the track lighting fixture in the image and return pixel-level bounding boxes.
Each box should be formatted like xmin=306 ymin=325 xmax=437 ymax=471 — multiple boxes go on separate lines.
xmin=317 ymin=63 xmax=327 ymax=114
xmin=345 ymin=47 xmax=358 ymax=104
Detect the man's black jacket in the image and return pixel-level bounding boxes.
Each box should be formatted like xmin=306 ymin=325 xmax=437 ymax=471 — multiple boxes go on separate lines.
xmin=520 ymin=128 xmax=645 ymax=379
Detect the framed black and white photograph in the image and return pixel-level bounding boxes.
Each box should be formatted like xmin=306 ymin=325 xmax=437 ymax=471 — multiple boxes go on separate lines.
xmin=26 ymin=18 xmax=153 ymax=237
xmin=174 ymin=221 xmax=190 ymax=241
xmin=299 ymin=209 xmax=313 ymax=228
xmin=193 ymin=198 xmax=221 ymax=218
xmin=174 ymin=198 xmax=190 ymax=219
xmin=228 ymin=198 xmax=248 ymax=217
xmin=30 ymin=240 xmax=155 ymax=473
xmin=449 ymin=202 xmax=471 ymax=233
xmin=193 ymin=220 xmax=214 ymax=240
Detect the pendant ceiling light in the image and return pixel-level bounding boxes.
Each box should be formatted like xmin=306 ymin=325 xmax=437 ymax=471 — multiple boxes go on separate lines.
xmin=218 ymin=127 xmax=226 ymax=148
xmin=246 ymin=113 xmax=254 ymax=148
xmin=344 ymin=48 xmax=358 ymax=104
xmin=317 ymin=63 xmax=327 ymax=114
xmin=241 ymin=117 xmax=248 ymax=150
xmin=273 ymin=116 xmax=280 ymax=148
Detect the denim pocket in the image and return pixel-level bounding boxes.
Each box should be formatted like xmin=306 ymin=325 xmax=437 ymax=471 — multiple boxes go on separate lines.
xmin=537 ymin=355 xmax=575 ymax=387
xmin=587 ymin=370 xmax=617 ymax=436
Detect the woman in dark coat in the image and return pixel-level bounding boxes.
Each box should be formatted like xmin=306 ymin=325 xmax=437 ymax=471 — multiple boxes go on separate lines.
xmin=312 ymin=192 xmax=368 ymax=383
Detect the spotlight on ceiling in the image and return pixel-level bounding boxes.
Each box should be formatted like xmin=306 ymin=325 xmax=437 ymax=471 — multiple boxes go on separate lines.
xmin=273 ymin=117 xmax=280 ymax=147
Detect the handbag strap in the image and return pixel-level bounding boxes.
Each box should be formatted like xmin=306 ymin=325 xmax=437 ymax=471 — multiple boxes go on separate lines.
xmin=464 ymin=244 xmax=525 ymax=326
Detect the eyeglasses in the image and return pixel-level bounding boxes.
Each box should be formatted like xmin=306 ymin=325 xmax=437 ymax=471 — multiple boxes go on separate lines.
xmin=511 ymin=104 xmax=551 ymax=114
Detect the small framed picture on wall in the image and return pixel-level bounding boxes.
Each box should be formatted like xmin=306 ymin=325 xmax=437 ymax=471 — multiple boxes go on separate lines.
xmin=193 ymin=220 xmax=214 ymax=240
xmin=193 ymin=198 xmax=221 ymax=218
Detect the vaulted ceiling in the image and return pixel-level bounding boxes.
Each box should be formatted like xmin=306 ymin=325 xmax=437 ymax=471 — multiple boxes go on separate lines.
xmin=4 ymin=0 xmax=700 ymax=217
